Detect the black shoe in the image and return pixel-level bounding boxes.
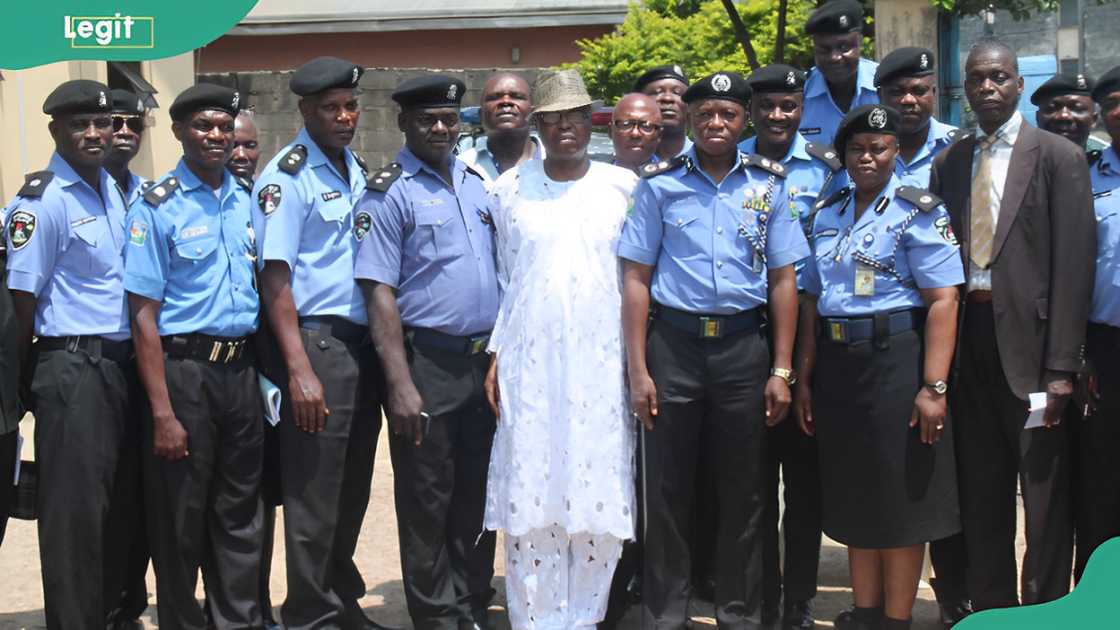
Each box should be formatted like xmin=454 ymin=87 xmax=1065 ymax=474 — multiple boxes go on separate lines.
xmin=782 ymin=599 xmax=815 ymax=629
xmin=108 ymin=619 xmax=143 ymax=630
xmin=834 ymin=606 xmax=882 ymax=630
xmin=761 ymin=599 xmax=781 ymax=626
xmin=937 ymin=599 xmax=973 ymax=628
xmin=341 ymin=601 xmax=404 ymax=630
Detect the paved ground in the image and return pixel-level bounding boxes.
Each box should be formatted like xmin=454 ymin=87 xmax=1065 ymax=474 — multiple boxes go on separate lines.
xmin=0 ymin=418 xmax=965 ymax=629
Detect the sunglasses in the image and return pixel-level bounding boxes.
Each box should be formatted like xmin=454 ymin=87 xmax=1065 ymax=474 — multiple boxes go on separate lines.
xmin=112 ymin=114 xmax=145 ymax=133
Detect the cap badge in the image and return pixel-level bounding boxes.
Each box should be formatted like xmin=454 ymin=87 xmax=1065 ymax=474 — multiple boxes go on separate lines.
xmin=786 ymin=71 xmax=797 ymax=86
xmin=447 ymin=83 xmax=458 ymax=100
xmin=352 ymin=67 xmax=360 ymax=85
xmin=231 ymin=92 xmax=240 ymax=110
xmin=673 ymin=64 xmax=684 ymax=77
xmin=712 ymin=73 xmax=732 ymax=93
xmin=136 ymin=99 xmax=144 ymax=113
xmin=920 ymin=53 xmax=929 ymax=70
xmin=839 ymin=14 xmax=850 ymax=28
xmin=98 ymin=91 xmax=107 ymax=107
xmin=869 ymin=107 xmax=887 ymax=129
xmin=1077 ymin=74 xmax=1087 ymax=90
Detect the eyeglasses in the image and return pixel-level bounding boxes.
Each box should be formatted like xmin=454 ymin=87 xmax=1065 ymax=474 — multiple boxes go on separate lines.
xmin=537 ymin=109 xmax=591 ymax=125
xmin=612 ymin=119 xmax=662 ymax=134
xmin=112 ymin=114 xmax=145 ymax=133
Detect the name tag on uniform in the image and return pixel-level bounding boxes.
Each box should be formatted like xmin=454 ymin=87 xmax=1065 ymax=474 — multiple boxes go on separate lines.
xmin=854 ymin=264 xmax=875 ymax=296
xmin=800 ymin=127 xmax=822 ymax=136
xmin=180 ymin=225 xmax=210 ymax=239
xmin=321 ymin=191 xmax=342 ymax=202
xmin=70 ymin=216 xmax=97 ymax=228
xmin=416 ymin=198 xmax=444 ymax=207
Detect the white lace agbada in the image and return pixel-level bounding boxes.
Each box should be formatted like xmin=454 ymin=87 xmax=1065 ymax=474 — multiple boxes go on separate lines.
xmin=484 ymin=159 xmax=638 ymax=540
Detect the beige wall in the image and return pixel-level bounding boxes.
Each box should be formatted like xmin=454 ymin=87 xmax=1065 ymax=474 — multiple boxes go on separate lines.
xmin=0 ymin=53 xmax=195 ymax=202
xmin=875 ymin=0 xmax=940 ymax=60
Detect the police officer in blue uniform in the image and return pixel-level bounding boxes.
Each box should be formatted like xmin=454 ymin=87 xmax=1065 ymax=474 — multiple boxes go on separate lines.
xmin=794 ymin=105 xmax=963 ymax=630
xmin=252 ymin=56 xmax=389 ymax=630
xmin=124 ymin=83 xmax=263 ymax=630
xmin=737 ymin=62 xmax=840 ymax=630
xmin=5 ymin=79 xmax=137 ymax=629
xmin=104 ymin=89 xmax=151 ymax=207
xmin=635 ymin=65 xmax=693 ymax=162
xmin=0 ymin=207 xmax=18 ymax=549
xmin=620 ymin=71 xmax=808 ymax=630
xmin=801 ymin=0 xmax=879 ymax=144
xmin=1033 ymin=72 xmax=1098 ymax=153
xmin=355 ymin=74 xmax=500 ymax=630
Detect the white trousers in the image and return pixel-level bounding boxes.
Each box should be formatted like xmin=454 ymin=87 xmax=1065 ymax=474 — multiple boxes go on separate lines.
xmin=503 ymin=525 xmax=624 ymax=630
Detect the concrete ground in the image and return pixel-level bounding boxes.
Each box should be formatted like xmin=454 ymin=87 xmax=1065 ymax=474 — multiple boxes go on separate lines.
xmin=0 ymin=417 xmax=997 ymax=629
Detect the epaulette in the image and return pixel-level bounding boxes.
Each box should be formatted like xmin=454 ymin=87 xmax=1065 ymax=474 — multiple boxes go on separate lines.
xmin=813 ymin=186 xmax=851 ymax=211
xmin=353 ymin=152 xmax=369 ymax=173
xmin=366 ymin=163 xmax=403 ymax=193
xmin=143 ymin=176 xmax=180 ymax=206
xmin=464 ymin=163 xmax=485 ymax=180
xmin=742 ymin=153 xmax=788 ymax=178
xmin=278 ymin=144 xmax=308 ymax=175
xmin=17 ymin=171 xmax=53 ymax=198
xmin=640 ymin=155 xmax=688 ymax=178
xmin=895 ymin=185 xmax=943 ymax=213
xmin=235 ymin=176 xmax=254 ymax=193
xmin=805 ymin=142 xmax=842 ymax=172
xmin=140 ymin=180 xmax=156 ymax=192
xmin=946 ymin=128 xmax=961 ymax=142
xmin=1087 ymin=149 xmax=1102 ymax=167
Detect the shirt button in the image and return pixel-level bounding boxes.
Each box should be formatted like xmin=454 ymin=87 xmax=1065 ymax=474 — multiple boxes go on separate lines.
xmin=717 ymin=261 xmax=724 ymax=268
xmin=716 ymin=227 xmax=723 ymax=234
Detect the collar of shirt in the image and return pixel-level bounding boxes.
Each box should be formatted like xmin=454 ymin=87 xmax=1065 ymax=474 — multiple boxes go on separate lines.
xmin=678 ymin=146 xmax=749 ymax=189
xmin=899 ymin=117 xmax=956 ymax=167
xmin=48 ymin=151 xmax=115 ymax=199
xmin=739 ymin=132 xmax=812 ymax=165
xmin=975 ymin=110 xmax=1023 ymax=149
xmin=476 ymin=133 xmax=544 ymax=162
xmin=399 ymin=145 xmax=465 ymax=189
xmin=172 ymin=158 xmax=234 ymax=203
xmin=805 ymin=57 xmax=878 ymax=100
xmin=295 ymin=127 xmax=364 ymax=191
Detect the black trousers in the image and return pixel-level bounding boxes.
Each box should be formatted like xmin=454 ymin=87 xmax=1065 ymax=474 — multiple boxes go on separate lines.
xmin=280 ymin=329 xmax=381 ymax=630
xmin=1073 ymin=323 xmax=1120 ymax=580
xmin=761 ymin=416 xmax=821 ymax=606
xmin=115 ymin=402 xmax=153 ymax=621
xmin=952 ymin=303 xmax=1073 ymax=610
xmin=144 ymin=356 xmax=264 ymax=630
xmin=0 ymin=428 xmax=16 ymax=546
xmin=32 ymin=346 xmax=137 ymax=629
xmin=641 ymin=320 xmax=769 ymax=630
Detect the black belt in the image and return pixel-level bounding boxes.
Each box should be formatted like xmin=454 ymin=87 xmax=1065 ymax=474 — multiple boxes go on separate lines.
xmin=408 ymin=327 xmax=491 ymax=356
xmin=820 ymin=309 xmax=924 ymax=347
xmin=162 ymin=333 xmax=249 ymax=364
xmin=299 ymin=315 xmax=370 ymax=346
xmin=653 ymin=305 xmax=762 ymax=339
xmin=37 ymin=335 xmax=134 ymax=363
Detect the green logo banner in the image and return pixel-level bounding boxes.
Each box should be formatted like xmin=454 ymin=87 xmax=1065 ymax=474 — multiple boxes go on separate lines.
xmin=1 ymin=1 xmax=257 ymax=69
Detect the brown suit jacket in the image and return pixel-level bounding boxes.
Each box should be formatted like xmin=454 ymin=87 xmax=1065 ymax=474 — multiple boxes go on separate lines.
xmin=930 ymin=122 xmax=1096 ymax=400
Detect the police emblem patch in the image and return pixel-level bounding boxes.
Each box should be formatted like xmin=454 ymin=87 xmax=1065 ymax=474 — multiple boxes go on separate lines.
xmin=869 ymin=107 xmax=887 ymax=129
xmin=128 ymin=220 xmax=148 ymax=246
xmin=712 ymin=74 xmax=732 ymax=92
xmin=354 ymin=211 xmax=372 ymax=241
xmin=7 ymin=210 xmax=35 ymax=250
xmin=935 ymin=216 xmax=958 ymax=246
xmin=258 ymin=184 xmax=282 ymax=216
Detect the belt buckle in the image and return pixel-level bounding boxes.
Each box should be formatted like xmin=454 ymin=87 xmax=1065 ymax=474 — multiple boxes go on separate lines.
xmin=468 ymin=337 xmax=487 ymax=355
xmin=699 ymin=317 xmax=721 ymax=338
xmin=224 ymin=341 xmax=239 ymax=364
xmin=208 ymin=341 xmax=222 ymax=362
xmin=829 ymin=321 xmax=848 ymax=343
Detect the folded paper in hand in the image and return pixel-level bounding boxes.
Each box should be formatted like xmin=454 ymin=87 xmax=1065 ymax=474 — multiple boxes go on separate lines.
xmin=1024 ymin=392 xmax=1049 ymax=429
xmin=259 ymin=375 xmax=282 ymax=427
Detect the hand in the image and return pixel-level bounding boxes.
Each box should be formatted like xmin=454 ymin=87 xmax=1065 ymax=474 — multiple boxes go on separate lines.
xmin=153 ymin=411 xmax=189 ymax=460
xmin=289 ymin=365 xmax=329 ymax=433
xmin=793 ymin=381 xmax=814 ymax=436
xmin=1042 ymin=373 xmax=1074 ymax=428
xmin=485 ymin=355 xmax=500 ymax=420
xmin=764 ymin=376 xmax=791 ymax=427
xmin=910 ymin=387 xmax=946 ymax=445
xmin=1074 ymin=360 xmax=1099 ymax=417
xmin=629 ymin=369 xmax=658 ymax=431
xmin=387 ymin=381 xmax=426 ymax=446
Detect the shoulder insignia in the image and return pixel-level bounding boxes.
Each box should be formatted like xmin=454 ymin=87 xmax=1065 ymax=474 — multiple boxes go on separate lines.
xmin=353 ymin=152 xmax=369 ymax=173
xmin=143 ymin=176 xmax=180 ymax=206
xmin=17 ymin=171 xmax=54 ymax=198
xmin=366 ymin=162 xmax=403 ymax=193
xmin=278 ymin=144 xmax=308 ymax=175
xmin=814 ymin=186 xmax=851 ymax=211
xmin=139 ymin=180 xmax=156 ymax=192
xmin=804 ymin=142 xmax=842 ymax=172
xmin=235 ymin=176 xmax=253 ymax=193
xmin=946 ymin=128 xmax=961 ymax=142
xmin=1087 ymin=149 xmax=1102 ymax=166
xmin=742 ymin=153 xmax=788 ymax=178
xmin=895 ymin=185 xmax=943 ymax=213
xmin=640 ymin=155 xmax=687 ymax=179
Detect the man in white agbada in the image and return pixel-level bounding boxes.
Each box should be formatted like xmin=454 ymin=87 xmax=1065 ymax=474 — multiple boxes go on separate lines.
xmin=483 ymin=69 xmax=638 ymax=630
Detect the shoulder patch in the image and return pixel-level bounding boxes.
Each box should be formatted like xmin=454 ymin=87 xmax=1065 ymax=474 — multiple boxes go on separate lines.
xmin=366 ymin=162 xmax=403 ymax=193
xmin=804 ymin=142 xmax=842 ymax=172
xmin=742 ymin=153 xmax=788 ymax=178
xmin=143 ymin=176 xmax=180 ymax=206
xmin=1087 ymin=149 xmax=1102 ymax=167
xmin=353 ymin=152 xmax=369 ymax=174
xmin=894 ymin=185 xmax=943 ymax=213
xmin=7 ymin=209 xmax=36 ymax=250
xmin=278 ymin=144 xmax=308 ymax=175
xmin=814 ymin=186 xmax=851 ymax=211
xmin=18 ymin=171 xmax=54 ymax=198
xmin=235 ymin=176 xmax=253 ymax=193
xmin=640 ymin=155 xmax=688 ymax=179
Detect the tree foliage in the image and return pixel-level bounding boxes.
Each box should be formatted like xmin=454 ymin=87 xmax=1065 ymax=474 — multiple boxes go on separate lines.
xmin=929 ymin=0 xmax=1115 ymax=20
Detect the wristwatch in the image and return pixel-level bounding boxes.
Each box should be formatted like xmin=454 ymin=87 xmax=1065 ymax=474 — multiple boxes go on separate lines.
xmin=770 ymin=367 xmax=797 ymax=386
xmin=924 ymin=380 xmax=948 ymax=395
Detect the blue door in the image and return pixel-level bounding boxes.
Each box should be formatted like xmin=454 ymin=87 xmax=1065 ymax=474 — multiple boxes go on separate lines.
xmin=1018 ymin=54 xmax=1058 ymax=121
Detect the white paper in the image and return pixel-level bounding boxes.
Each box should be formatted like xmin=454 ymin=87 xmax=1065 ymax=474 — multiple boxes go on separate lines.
xmin=258 ymin=375 xmax=283 ymax=427
xmin=13 ymin=433 xmax=22 ymax=485
xmin=1024 ymin=392 xmax=1049 ymax=429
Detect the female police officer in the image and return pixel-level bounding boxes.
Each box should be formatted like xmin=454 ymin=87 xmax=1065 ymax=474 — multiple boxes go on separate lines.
xmin=792 ymin=105 xmax=963 ymax=630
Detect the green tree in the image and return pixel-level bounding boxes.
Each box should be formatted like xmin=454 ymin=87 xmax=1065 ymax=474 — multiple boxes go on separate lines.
xmin=930 ymin=0 xmax=1115 ymax=20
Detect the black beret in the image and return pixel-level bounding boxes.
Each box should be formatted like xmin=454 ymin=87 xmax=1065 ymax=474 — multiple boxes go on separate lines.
xmin=169 ymin=84 xmax=241 ymax=122
xmin=1093 ymin=65 xmax=1120 ymax=103
xmin=834 ymin=104 xmax=900 ymax=156
xmin=1030 ymin=72 xmax=1095 ymax=105
xmin=42 ymin=79 xmax=111 ymax=116
xmin=633 ymin=64 xmax=689 ymax=92
xmin=392 ymin=74 xmax=466 ymax=109
xmin=682 ymin=72 xmax=751 ymax=107
xmin=110 ymin=89 xmax=145 ymax=115
xmin=290 ymin=56 xmax=364 ymax=96
xmin=746 ymin=64 xmax=805 ymax=94
xmin=805 ymin=0 xmax=865 ymax=35
xmin=874 ymin=47 xmax=936 ymax=87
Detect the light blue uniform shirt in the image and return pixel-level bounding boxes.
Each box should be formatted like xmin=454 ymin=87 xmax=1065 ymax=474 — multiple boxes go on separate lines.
xmin=252 ymin=127 xmax=369 ymax=324
xmin=354 ymin=147 xmax=499 ymax=336
xmin=4 ymin=152 xmax=130 ymax=339
xmin=123 ymin=160 xmax=259 ymax=337
xmin=894 ymin=118 xmax=959 ymax=187
xmin=648 ymin=137 xmax=694 ymax=164
xmin=803 ymin=176 xmax=964 ymax=317
xmin=118 ymin=171 xmax=149 ymax=207
xmin=800 ymin=58 xmax=880 ymax=144
xmin=618 ymin=148 xmax=810 ymax=314
xmin=1089 ymin=146 xmax=1120 ymax=326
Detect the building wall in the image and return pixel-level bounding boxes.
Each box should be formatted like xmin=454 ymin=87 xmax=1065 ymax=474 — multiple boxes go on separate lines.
xmin=874 ymin=0 xmax=940 ymax=60
xmin=1083 ymin=3 xmax=1120 ymax=79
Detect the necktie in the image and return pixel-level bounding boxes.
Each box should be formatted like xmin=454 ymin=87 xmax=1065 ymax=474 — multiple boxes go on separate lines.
xmin=969 ymin=134 xmax=999 ymax=269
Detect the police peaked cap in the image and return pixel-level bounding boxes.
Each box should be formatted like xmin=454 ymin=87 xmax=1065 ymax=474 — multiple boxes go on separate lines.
xmin=874 ymin=47 xmax=936 ymax=87
xmin=169 ymin=83 xmax=241 ymax=122
xmin=633 ymin=64 xmax=689 ymax=92
xmin=747 ymin=64 xmax=806 ymax=94
xmin=833 ymin=104 xmax=901 ymax=156
xmin=1092 ymin=65 xmax=1120 ymax=103
xmin=392 ymin=74 xmax=467 ymax=109
xmin=1030 ymin=72 xmax=1095 ymax=105
xmin=110 ymin=89 xmax=145 ymax=115
xmin=682 ymin=72 xmax=751 ymax=107
xmin=805 ymin=0 xmax=865 ymax=35
xmin=290 ymin=56 xmax=364 ymax=95
xmin=43 ymin=79 xmax=111 ymax=116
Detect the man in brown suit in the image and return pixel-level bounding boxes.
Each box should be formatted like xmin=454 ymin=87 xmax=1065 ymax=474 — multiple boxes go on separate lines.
xmin=929 ymin=40 xmax=1096 ymax=611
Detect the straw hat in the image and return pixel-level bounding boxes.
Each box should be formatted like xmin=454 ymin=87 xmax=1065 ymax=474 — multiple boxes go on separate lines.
xmin=532 ymin=69 xmax=594 ymax=113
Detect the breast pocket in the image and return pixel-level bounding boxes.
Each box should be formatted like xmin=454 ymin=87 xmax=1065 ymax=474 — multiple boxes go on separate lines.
xmin=853 ymin=229 xmax=899 ymax=270
xmin=70 ymin=218 xmax=116 ymax=275
xmin=661 ymin=208 xmax=702 ymax=258
xmin=415 ymin=207 xmax=465 ymax=259
xmin=172 ymin=235 xmax=220 ymax=285
xmin=314 ymin=196 xmax=352 ymax=227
